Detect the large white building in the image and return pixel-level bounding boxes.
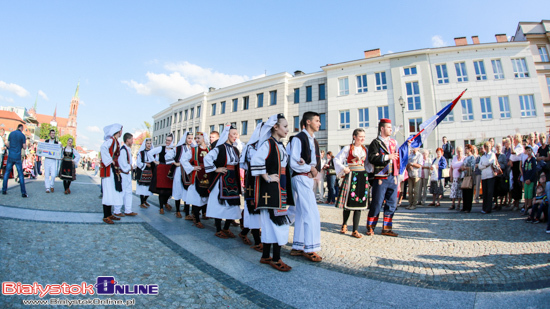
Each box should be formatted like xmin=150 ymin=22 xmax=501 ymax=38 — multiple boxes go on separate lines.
xmin=153 ymin=32 xmax=546 ymax=153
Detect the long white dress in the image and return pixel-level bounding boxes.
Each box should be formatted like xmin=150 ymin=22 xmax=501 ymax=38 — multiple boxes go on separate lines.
xmin=135 ymin=150 xmax=152 ymax=196
xmin=166 ymin=144 xmax=191 ymax=200
xmin=204 ymin=144 xmax=242 ymax=220
xmin=181 ymin=146 xmax=209 ymax=207
xmin=101 ymin=138 xmax=123 ymax=206
xmin=240 ymin=143 xmax=261 ymax=229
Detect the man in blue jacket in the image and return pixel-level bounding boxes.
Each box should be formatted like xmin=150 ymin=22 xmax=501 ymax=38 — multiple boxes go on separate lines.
xmin=2 ymin=124 xmax=28 ymax=197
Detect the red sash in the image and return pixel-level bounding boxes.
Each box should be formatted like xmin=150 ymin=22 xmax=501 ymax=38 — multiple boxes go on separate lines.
xmin=100 ymin=138 xmax=119 ymax=178
xmin=155 ymin=164 xmax=173 ymax=189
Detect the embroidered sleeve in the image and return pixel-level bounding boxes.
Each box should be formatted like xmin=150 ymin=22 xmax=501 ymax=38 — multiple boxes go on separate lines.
xmin=118 ymin=148 xmax=131 ymax=173
xmin=250 ymin=140 xmax=269 ymax=176
xmin=181 ymin=148 xmax=195 ymax=175
xmin=204 ymin=147 xmax=219 ymax=173
xmin=333 ymin=145 xmax=349 ymax=176
xmin=73 ymin=149 xmax=80 ymax=165
xmin=100 ymin=139 xmax=114 ymax=167
xmin=147 ymin=146 xmax=162 ymax=162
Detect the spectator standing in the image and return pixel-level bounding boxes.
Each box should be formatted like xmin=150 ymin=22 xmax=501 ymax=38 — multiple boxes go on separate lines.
xmin=493 ymin=143 xmax=508 ymax=210
xmin=2 ymin=124 xmax=28 ymax=197
xmin=478 ymin=142 xmax=497 ymax=214
xmin=510 ymin=133 xmax=525 ymax=211
xmin=429 ymin=148 xmax=446 ymax=207
xmin=406 ymin=147 xmax=423 ymax=210
xmin=442 ymin=136 xmax=454 ymax=187
xmin=522 ymin=145 xmax=538 ymax=214
xmin=419 ymin=150 xmax=431 ymax=205
xmin=536 ymin=133 xmax=549 ymax=177
xmin=323 ymin=151 xmax=338 ymax=204
xmin=473 ymin=147 xmax=482 ymax=204
xmin=528 ymin=132 xmax=539 ymax=155
xmin=461 ymin=144 xmax=476 ymax=213
xmin=449 ymin=146 xmax=464 ymax=210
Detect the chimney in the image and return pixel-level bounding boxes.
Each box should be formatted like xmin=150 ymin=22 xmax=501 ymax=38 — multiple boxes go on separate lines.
xmin=294 ymin=70 xmax=305 ymax=76
xmin=471 ymin=36 xmax=480 ymax=45
xmin=454 ymin=37 xmax=468 ymax=46
xmin=495 ymin=34 xmax=508 ymax=43
xmin=208 ymin=87 xmax=216 ymax=92
xmin=363 ymin=48 xmax=381 ymax=59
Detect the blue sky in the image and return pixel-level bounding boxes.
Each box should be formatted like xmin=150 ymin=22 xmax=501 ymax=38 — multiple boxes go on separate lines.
xmin=1 ymin=0 xmax=549 ymax=150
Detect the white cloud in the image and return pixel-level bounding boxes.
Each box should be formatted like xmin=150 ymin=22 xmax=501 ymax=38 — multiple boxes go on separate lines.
xmin=38 ymin=90 xmax=49 ymax=101
xmin=387 ymin=50 xmax=394 ymax=54
xmin=123 ymin=61 xmax=265 ymax=101
xmin=79 ymin=100 xmax=87 ymax=106
xmin=0 ymin=95 xmax=14 ymax=103
xmin=87 ymin=126 xmax=102 ymax=133
xmin=0 ymin=81 xmax=30 ymax=97
xmin=78 ymin=133 xmax=90 ymax=140
xmin=431 ymin=35 xmax=448 ymax=48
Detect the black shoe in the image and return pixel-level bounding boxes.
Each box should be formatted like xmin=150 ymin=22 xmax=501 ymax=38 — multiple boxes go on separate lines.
xmin=22 ymin=194 xmax=28 ymax=198
xmin=2 ymin=191 xmax=6 ymax=195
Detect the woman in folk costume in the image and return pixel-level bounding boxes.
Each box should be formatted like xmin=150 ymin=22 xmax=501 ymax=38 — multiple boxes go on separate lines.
xmin=251 ymin=114 xmax=293 ymax=272
xmin=238 ymin=121 xmax=264 ymax=251
xmin=59 ymin=137 xmax=81 ymax=195
xmin=135 ymin=138 xmax=153 ymax=208
xmin=334 ymin=128 xmax=368 ymax=238
xmin=100 ymin=123 xmax=124 ymax=224
xmin=204 ymin=124 xmax=242 ymax=238
xmin=166 ymin=131 xmax=194 ymax=219
xmin=148 ymin=134 xmax=175 ymax=214
xmin=181 ymin=132 xmax=210 ymax=228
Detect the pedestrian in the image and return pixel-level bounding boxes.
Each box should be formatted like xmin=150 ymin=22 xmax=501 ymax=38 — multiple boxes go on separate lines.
xmin=406 ymin=146 xmax=423 ymax=210
xmin=314 ymin=150 xmax=326 ymax=203
xmin=44 ymin=129 xmax=60 ymax=193
xmin=479 ymin=142 xmax=497 ymax=214
xmin=460 ymin=144 xmax=476 ymax=213
xmin=510 ymin=133 xmax=524 ymax=211
xmin=2 ymin=124 xmax=28 ymax=197
xmin=323 ymin=151 xmax=338 ymax=204
xmin=148 ymin=134 xmax=175 ymax=214
xmin=100 ymin=124 xmax=124 ymax=224
xmin=442 ymin=136 xmax=454 ymax=187
xmin=521 ymin=145 xmax=538 ymax=215
xmin=429 ymin=148 xmax=446 ymax=207
xmin=59 ymin=137 xmax=80 ymax=194
xmin=419 ymin=149 xmax=431 ymax=205
xmin=449 ymin=146 xmax=464 ymax=210
xmin=366 ymin=118 xmax=400 ymax=237
xmin=493 ymin=143 xmax=509 ymax=209
xmin=473 ymin=147 xmax=482 ymax=204
xmin=135 ymin=138 xmax=153 ymax=208
xmin=114 ymin=132 xmax=137 ymax=217
xmin=334 ymin=128 xmax=368 ymax=238
xmin=167 ymin=131 xmax=194 ymax=219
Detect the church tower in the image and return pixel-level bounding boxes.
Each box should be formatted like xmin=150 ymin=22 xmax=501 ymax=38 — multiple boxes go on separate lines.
xmin=67 ymin=82 xmax=79 ymax=139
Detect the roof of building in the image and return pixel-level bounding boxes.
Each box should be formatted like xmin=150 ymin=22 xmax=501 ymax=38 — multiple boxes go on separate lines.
xmin=34 ymin=113 xmax=68 ymax=127
xmin=0 ymin=110 xmax=24 ymax=122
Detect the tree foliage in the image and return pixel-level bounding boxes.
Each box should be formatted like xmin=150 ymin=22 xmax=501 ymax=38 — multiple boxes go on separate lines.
xmin=39 ymin=123 xmax=59 ymax=140
xmin=59 ymin=134 xmax=75 ymax=147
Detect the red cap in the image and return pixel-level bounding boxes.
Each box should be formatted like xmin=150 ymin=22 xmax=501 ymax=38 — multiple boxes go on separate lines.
xmin=380 ymin=118 xmax=391 ymax=124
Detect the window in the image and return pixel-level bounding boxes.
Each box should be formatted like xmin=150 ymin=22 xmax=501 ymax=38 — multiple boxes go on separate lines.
xmin=539 ymin=46 xmax=549 ymax=62
xmin=404 ymin=66 xmax=417 ymax=76
xmin=498 ymin=96 xmax=511 ymax=118
xmin=243 ymin=96 xmax=249 ymax=110
xmin=435 ymin=64 xmax=449 ymax=84
xmin=461 ymin=99 xmax=474 ymax=121
xmin=210 ymin=125 xmax=215 ymax=133
xmin=241 ymin=121 xmax=248 ymax=135
xmin=219 ymin=124 xmax=224 ymax=132
xmin=179 ymin=111 xmax=182 ymax=123
xmin=547 ymin=76 xmax=550 ymax=96
xmin=306 ymin=86 xmax=312 ymax=102
xmin=319 ymin=84 xmax=326 ymax=100
xmin=491 ymin=59 xmax=504 ymax=79
xmin=190 ymin=108 xmax=194 ymax=119
xmin=211 ymin=103 xmax=216 ymax=116
xmin=377 ymin=106 xmax=389 ymax=120
xmin=455 ymin=62 xmax=468 ymax=82
xmin=358 ymin=108 xmax=369 ymax=127
xmin=320 ymin=113 xmax=326 ymax=131
xmin=409 ymin=118 xmax=422 ymax=134
xmin=232 ymin=99 xmax=238 ymax=112
xmin=512 ymin=58 xmax=529 ymax=78
xmin=188 ymin=127 xmax=193 ymax=134
xmin=269 ymin=91 xmax=277 ymax=105
xmin=195 ymin=126 xmax=199 ymax=134
xmin=406 ymin=81 xmax=421 ymax=110
xmin=464 ymin=139 xmax=475 ymax=147
xmin=294 ymin=116 xmax=300 ymax=132
xmin=294 ymin=88 xmax=300 ymax=103
xmin=441 ymin=101 xmax=454 ymax=122
xmin=196 ymin=106 xmax=201 ymax=118
xmin=338 ymin=77 xmax=349 ymax=95
xmin=473 ymin=60 xmax=487 ymax=80
xmin=257 ymin=93 xmax=264 ymax=108
xmin=230 ymin=122 xmax=237 ymax=130
xmin=221 ymin=101 xmax=226 ymax=114
xmin=375 ymin=72 xmax=387 ymax=90
xmin=519 ymin=95 xmax=536 ymax=117
xmin=356 ymin=74 xmax=368 ymax=93
xmin=255 ymin=119 xmax=262 ymax=128
xmin=480 ymin=97 xmax=493 ymax=120
xmin=339 ymin=110 xmax=350 ymax=129
xmin=184 ymin=110 xmax=188 ymax=120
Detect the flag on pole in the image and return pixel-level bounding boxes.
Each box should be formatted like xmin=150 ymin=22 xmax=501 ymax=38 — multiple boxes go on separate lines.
xmin=398 ymin=89 xmax=467 ymax=174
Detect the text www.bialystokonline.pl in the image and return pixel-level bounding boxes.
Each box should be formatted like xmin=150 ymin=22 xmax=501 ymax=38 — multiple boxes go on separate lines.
xmin=22 ymin=298 xmax=135 ymax=306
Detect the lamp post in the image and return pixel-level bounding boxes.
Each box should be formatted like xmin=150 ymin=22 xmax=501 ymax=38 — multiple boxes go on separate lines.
xmin=398 ymin=96 xmax=405 ymax=143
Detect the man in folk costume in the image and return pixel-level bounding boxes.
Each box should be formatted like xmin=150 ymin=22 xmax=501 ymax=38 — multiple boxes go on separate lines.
xmin=100 ymin=124 xmax=124 ymax=224
xmin=288 ymin=111 xmax=323 ymax=262
xmin=166 ymin=131 xmax=194 ymax=219
xmin=44 ymin=129 xmax=60 ymax=193
xmin=366 ymin=118 xmax=400 ymax=237
xmin=59 ymin=137 xmax=80 ymax=195
xmin=114 ymin=132 xmax=137 ymax=217
xmin=135 ymin=138 xmax=153 ymax=208
xmin=204 ymin=125 xmax=242 ymax=239
xmin=252 ymin=114 xmax=293 ymax=272
xmin=238 ymin=121 xmax=264 ymax=251
xmin=148 ymin=134 xmax=175 ymax=214
xmin=181 ymin=132 xmax=210 ymax=228
xmin=334 ymin=128 xmax=369 ymax=238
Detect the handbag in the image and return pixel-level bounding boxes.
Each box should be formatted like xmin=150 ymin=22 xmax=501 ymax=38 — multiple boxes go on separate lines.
xmin=441 ymin=168 xmax=450 ymax=178
xmin=492 ymin=164 xmax=503 ymax=177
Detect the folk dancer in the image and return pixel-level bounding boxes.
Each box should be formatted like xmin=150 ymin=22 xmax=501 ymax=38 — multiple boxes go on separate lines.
xmin=334 ymin=128 xmax=368 ymax=238
xmin=167 ymin=131 xmax=194 ymax=219
xmin=100 ymin=124 xmax=124 ymax=224
xmin=366 ymin=118 xmax=400 ymax=237
xmin=59 ymin=137 xmax=80 ymax=194
xmin=44 ymin=129 xmax=60 ymax=193
xmin=204 ymin=125 xmax=242 ymax=239
xmin=288 ymin=111 xmax=322 ymax=262
xmin=239 ymin=121 xmax=264 ymax=251
xmin=114 ymin=133 xmax=137 ymax=217
xmin=181 ymin=132 xmax=210 ymax=228
xmin=252 ymin=114 xmax=293 ymax=272
xmin=135 ymin=138 xmax=153 ymax=208
xmin=148 ymin=134 xmax=175 ymax=214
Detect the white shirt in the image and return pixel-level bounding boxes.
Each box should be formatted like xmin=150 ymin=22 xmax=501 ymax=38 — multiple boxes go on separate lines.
xmin=118 ymin=145 xmax=133 ymax=174
xmin=289 ymin=129 xmax=316 ymax=174
xmin=510 ymin=142 xmax=524 ymax=162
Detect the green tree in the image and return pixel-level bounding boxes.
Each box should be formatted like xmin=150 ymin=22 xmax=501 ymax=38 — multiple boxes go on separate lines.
xmin=39 ymin=123 xmax=59 ymax=140
xmin=59 ymin=134 xmax=75 ymax=147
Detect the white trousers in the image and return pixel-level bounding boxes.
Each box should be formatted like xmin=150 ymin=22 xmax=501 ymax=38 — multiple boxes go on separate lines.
xmin=114 ymin=173 xmax=133 ymax=214
xmin=291 ymin=176 xmax=321 ymax=253
xmin=44 ymin=159 xmax=58 ymax=189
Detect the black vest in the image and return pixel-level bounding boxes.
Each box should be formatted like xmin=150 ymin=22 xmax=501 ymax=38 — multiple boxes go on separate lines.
xmin=159 ymin=146 xmax=167 ymax=164
xmin=293 ymin=131 xmax=321 ymax=174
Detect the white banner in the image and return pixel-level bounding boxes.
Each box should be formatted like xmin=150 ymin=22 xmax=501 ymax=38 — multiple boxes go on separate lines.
xmin=36 ymin=142 xmax=63 ymax=160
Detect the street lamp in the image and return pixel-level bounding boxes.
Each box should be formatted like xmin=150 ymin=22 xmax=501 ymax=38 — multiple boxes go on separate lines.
xmin=398 ymin=96 xmax=405 ymax=142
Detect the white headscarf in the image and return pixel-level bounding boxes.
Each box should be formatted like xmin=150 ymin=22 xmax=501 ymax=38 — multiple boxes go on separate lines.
xmin=177 ymin=130 xmax=190 ymax=147
xmin=246 ymin=122 xmax=264 ymax=147
xmin=233 ymin=138 xmax=245 ymax=153
xmin=216 ymin=124 xmax=232 ymax=146
xmin=103 ymin=123 xmax=123 ymax=140
xmin=138 ymin=138 xmax=152 ymax=152
xmin=257 ymin=114 xmax=280 ymax=147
